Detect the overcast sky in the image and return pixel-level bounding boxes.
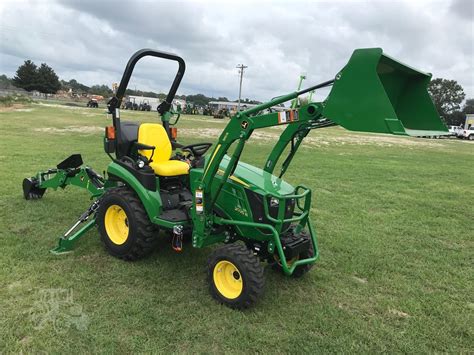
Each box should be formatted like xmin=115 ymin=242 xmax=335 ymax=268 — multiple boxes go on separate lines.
xmin=0 ymin=0 xmax=472 ymax=102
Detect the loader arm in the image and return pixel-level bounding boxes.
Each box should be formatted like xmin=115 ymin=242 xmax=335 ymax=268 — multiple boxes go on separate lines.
xmin=193 ymin=48 xmax=448 ymax=244
xmin=192 ymin=89 xmax=331 ymax=240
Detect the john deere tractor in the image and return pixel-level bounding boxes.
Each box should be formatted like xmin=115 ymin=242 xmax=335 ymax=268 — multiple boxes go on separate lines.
xmin=23 ymin=48 xmax=448 ymax=309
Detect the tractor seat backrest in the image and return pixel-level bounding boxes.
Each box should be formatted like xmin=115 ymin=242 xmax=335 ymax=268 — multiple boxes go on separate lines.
xmin=137 ymin=123 xmax=172 ymax=162
xmin=117 ymin=121 xmax=139 ymax=157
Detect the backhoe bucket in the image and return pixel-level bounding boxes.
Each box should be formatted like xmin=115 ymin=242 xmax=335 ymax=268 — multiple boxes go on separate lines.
xmin=323 ymin=48 xmax=448 ymax=136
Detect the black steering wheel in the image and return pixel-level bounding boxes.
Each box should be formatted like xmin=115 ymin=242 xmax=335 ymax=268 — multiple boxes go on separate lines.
xmin=181 ymin=143 xmax=212 ymax=157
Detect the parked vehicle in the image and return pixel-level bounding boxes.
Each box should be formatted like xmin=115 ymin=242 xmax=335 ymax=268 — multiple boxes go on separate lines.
xmin=448 ymin=125 xmax=462 ymax=137
xmin=139 ymin=99 xmax=151 ymax=111
xmin=86 ymin=99 xmax=99 ymax=108
xmin=124 ymin=97 xmax=139 ymax=110
xmin=462 ymin=126 xmax=474 ymax=140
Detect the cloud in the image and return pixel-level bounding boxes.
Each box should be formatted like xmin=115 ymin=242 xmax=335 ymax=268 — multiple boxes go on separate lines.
xmin=0 ymin=0 xmax=472 ymax=101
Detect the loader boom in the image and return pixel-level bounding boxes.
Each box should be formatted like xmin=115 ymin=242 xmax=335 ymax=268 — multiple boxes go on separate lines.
xmin=192 ymin=48 xmax=448 ymax=247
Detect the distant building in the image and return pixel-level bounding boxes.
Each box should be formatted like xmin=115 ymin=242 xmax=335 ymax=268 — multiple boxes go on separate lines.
xmin=465 ymin=113 xmax=474 ymax=129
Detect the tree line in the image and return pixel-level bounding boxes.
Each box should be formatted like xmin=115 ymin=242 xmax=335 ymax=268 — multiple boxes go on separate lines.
xmin=7 ymin=60 xmax=261 ymax=105
xmin=5 ymin=59 xmax=473 ymax=124
xmin=427 ymin=78 xmax=472 ymax=126
xmin=11 ymin=60 xmax=61 ymax=94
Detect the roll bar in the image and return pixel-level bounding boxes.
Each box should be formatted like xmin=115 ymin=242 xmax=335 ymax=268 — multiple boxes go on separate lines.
xmin=108 ymin=48 xmax=186 ymax=114
xmin=106 ymin=49 xmax=186 ymax=159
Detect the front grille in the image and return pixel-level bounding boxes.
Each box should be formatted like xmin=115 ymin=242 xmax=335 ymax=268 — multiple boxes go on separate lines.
xmin=245 ymin=190 xmax=295 ymax=233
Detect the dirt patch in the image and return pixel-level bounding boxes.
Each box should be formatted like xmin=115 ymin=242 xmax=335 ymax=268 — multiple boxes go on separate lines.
xmin=352 ymin=276 xmax=368 ymax=284
xmin=181 ymin=128 xmax=222 ymax=138
xmin=33 ymin=126 xmax=103 ymax=135
xmin=305 ymin=134 xmax=444 ymax=148
xmin=182 ymin=116 xmax=227 ymax=124
xmin=180 ymin=127 xmax=444 ymax=148
xmin=389 ymin=308 xmax=410 ymax=318
xmin=34 ymin=102 xmax=87 ymax=110
xmin=0 ymin=104 xmax=26 ymax=112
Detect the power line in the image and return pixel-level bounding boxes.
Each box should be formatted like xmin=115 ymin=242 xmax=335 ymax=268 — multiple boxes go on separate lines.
xmin=236 ymin=64 xmax=247 ymax=111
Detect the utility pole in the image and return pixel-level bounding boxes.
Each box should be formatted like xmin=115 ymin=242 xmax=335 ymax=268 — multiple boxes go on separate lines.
xmin=236 ymin=64 xmax=248 ymax=111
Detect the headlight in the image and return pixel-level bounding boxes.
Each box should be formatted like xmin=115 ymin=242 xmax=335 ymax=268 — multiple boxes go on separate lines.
xmin=270 ymin=197 xmax=279 ymax=207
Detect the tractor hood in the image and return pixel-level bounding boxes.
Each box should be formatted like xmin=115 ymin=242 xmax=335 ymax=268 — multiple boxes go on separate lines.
xmin=218 ymin=155 xmax=294 ymax=196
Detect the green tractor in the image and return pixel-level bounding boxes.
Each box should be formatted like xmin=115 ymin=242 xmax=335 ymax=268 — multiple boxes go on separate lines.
xmin=23 ymin=48 xmax=448 ymax=309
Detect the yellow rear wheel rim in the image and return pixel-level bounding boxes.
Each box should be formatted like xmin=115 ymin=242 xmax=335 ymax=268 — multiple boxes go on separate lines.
xmin=104 ymin=204 xmax=129 ymax=245
xmin=213 ymin=260 xmax=243 ymax=299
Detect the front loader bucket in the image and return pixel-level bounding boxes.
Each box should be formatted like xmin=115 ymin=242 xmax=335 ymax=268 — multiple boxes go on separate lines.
xmin=323 ymin=48 xmax=448 ymax=136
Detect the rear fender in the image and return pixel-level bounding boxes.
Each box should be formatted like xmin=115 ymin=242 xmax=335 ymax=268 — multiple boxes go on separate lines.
xmin=106 ymin=162 xmax=162 ymax=222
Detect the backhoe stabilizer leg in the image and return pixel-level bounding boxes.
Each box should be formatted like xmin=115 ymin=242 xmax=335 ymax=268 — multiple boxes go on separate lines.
xmin=50 ymin=200 xmax=100 ymax=255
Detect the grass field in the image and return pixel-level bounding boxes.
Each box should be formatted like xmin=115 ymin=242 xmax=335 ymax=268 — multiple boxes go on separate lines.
xmin=1 ymin=101 xmax=473 ymax=353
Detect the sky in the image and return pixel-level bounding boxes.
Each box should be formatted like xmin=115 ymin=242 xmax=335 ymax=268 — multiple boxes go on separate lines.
xmin=0 ymin=0 xmax=472 ymax=102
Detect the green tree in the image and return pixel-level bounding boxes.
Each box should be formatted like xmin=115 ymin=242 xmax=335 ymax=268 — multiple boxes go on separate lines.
xmin=90 ymin=84 xmax=113 ymax=97
xmin=37 ymin=63 xmax=61 ymax=94
xmin=462 ymin=98 xmax=474 ymax=114
xmin=186 ymin=93 xmax=213 ymax=106
xmin=0 ymin=74 xmax=14 ymax=89
xmin=61 ymin=79 xmax=90 ymax=93
xmin=13 ymin=60 xmax=38 ymax=91
xmin=428 ymin=78 xmax=465 ymax=125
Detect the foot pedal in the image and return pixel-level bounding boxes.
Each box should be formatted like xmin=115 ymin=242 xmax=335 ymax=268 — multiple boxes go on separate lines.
xmin=172 ymin=225 xmax=183 ymax=252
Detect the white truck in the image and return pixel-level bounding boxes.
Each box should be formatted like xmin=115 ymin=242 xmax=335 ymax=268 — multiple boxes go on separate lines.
xmin=448 ymin=125 xmax=463 ymax=137
xmin=461 ymin=126 xmax=474 ymax=140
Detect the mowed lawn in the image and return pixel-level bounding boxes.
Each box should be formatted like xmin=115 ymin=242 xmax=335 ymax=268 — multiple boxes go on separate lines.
xmin=0 ymin=101 xmax=473 ymax=353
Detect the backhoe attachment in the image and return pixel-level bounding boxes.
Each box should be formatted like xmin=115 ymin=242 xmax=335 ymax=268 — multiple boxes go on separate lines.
xmin=23 ymin=154 xmax=106 ymax=254
xmin=22 ymin=154 xmax=104 ymax=200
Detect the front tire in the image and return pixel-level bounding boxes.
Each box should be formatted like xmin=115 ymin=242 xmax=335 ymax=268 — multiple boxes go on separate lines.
xmin=97 ymin=187 xmax=158 ymax=260
xmin=207 ymin=244 xmax=264 ymax=309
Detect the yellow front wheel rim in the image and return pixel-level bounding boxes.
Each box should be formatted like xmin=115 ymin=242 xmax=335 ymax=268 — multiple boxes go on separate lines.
xmin=104 ymin=204 xmax=129 ymax=245
xmin=213 ymin=260 xmax=243 ymax=299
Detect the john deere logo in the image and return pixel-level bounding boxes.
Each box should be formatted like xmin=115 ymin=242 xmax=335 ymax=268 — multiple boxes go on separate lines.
xmin=241 ymin=121 xmax=248 ymax=129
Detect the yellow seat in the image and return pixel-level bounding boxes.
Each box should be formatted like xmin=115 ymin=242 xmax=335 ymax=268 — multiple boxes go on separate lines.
xmin=149 ymin=160 xmax=189 ymax=176
xmin=138 ymin=123 xmax=189 ymax=176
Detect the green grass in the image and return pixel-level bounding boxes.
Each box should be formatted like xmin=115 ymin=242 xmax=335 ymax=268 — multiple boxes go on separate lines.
xmin=1 ymin=102 xmax=473 ymax=353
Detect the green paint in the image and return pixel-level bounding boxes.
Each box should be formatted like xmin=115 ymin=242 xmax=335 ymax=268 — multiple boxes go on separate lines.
xmin=323 ymin=48 xmax=449 ymax=136
xmin=106 ymin=162 xmax=163 ymax=222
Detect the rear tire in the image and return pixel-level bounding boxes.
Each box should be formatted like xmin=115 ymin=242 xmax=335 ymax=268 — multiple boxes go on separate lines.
xmin=207 ymin=244 xmax=264 ymax=309
xmin=97 ymin=187 xmax=158 ymax=260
